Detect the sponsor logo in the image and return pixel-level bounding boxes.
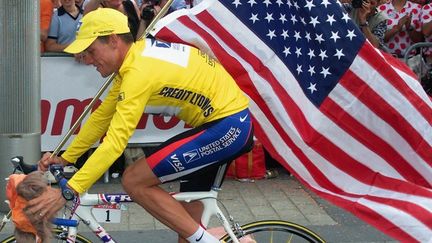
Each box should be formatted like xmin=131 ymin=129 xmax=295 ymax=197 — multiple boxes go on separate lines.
xmin=195 ymin=231 xmax=204 ymax=241
xmin=104 ymin=194 xmax=132 ymax=203
xmin=168 ymin=154 xmax=184 ymax=172
xmin=183 ymin=149 xmax=201 ymax=163
xmin=240 ymin=114 xmax=248 ymax=122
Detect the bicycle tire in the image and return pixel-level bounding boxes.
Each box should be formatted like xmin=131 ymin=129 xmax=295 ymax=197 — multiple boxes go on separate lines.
xmin=1 ymin=228 xmax=92 ymax=243
xmin=220 ymin=220 xmax=325 ymax=243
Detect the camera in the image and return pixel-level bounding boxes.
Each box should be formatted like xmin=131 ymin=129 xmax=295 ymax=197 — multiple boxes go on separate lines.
xmin=352 ymin=0 xmax=364 ymax=8
xmin=140 ymin=0 xmax=161 ymax=21
xmin=141 ymin=5 xmax=156 ymax=21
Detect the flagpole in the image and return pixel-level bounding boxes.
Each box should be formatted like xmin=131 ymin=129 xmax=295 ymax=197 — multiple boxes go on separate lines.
xmin=50 ymin=1 xmax=175 ymax=157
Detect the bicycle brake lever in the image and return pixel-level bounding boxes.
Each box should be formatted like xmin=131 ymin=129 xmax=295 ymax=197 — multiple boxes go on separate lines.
xmin=11 ymin=156 xmax=37 ymax=174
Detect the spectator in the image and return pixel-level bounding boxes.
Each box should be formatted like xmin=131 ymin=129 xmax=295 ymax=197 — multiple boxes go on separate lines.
xmin=422 ymin=3 xmax=432 ymax=64
xmin=52 ymin=0 xmax=62 ymax=8
xmin=45 ymin=0 xmax=83 ymax=52
xmin=75 ymin=0 xmax=89 ymax=9
xmin=40 ymin=0 xmax=54 ymax=53
xmin=411 ymin=0 xmax=429 ymax=5
xmin=341 ymin=0 xmax=389 ymax=50
xmin=84 ymin=0 xmax=141 ymax=40
xmin=138 ymin=0 xmax=187 ymax=34
xmin=379 ymin=0 xmax=423 ymax=57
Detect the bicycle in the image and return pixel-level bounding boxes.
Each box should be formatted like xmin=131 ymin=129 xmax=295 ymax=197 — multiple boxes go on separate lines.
xmin=0 ymin=156 xmax=325 ymax=243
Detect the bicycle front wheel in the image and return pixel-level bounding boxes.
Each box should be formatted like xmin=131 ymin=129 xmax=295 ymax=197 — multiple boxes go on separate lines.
xmin=220 ymin=220 xmax=325 ymax=243
xmin=1 ymin=228 xmax=92 ymax=243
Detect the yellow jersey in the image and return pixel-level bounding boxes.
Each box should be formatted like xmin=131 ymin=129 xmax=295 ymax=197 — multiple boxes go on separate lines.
xmin=62 ymin=39 xmax=249 ymax=193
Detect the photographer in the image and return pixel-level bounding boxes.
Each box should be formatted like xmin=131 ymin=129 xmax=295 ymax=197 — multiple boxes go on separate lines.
xmin=139 ymin=0 xmax=187 ymax=29
xmin=341 ymin=0 xmax=389 ymax=51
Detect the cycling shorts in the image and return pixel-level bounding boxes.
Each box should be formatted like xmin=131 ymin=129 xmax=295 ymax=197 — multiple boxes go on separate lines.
xmin=146 ymin=108 xmax=254 ymax=191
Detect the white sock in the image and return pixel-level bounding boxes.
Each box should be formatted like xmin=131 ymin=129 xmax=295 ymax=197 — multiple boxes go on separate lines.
xmin=186 ymin=226 xmax=219 ymax=243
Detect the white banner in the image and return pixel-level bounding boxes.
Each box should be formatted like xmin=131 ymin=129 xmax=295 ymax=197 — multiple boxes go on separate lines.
xmin=41 ymin=55 xmax=189 ymax=151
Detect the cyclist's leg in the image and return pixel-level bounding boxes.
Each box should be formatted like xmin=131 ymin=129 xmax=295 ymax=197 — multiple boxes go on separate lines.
xmin=122 ymin=158 xmax=200 ymax=238
xmin=122 ymin=108 xmax=253 ymax=241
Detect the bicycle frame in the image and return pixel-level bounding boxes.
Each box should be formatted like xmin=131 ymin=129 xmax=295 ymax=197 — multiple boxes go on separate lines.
xmin=57 ymin=188 xmax=240 ymax=243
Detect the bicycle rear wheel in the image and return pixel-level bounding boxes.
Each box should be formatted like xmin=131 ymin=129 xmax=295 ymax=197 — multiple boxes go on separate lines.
xmin=1 ymin=228 xmax=91 ymax=243
xmin=220 ymin=220 xmax=325 ymax=243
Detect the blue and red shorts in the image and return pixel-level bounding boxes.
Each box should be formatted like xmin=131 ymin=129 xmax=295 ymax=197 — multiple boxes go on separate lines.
xmin=146 ymin=108 xmax=254 ymax=191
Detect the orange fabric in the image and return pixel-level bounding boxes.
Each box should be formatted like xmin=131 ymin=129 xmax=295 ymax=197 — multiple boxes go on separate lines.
xmin=40 ymin=0 xmax=53 ymax=52
xmin=6 ymin=174 xmax=38 ymax=236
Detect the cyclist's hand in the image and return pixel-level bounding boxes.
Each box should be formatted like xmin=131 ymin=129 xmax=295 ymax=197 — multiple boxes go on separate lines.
xmin=26 ymin=187 xmax=66 ymax=220
xmin=38 ymin=152 xmax=68 ymax=171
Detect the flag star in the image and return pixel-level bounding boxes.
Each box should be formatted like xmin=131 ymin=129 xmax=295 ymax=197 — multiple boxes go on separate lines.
xmin=346 ymin=29 xmax=357 ymax=40
xmin=307 ymin=83 xmax=317 ymax=94
xmin=295 ymin=47 xmax=302 ymax=57
xmin=321 ymin=0 xmax=331 ymax=8
xmin=279 ymin=13 xmax=287 ymax=24
xmin=265 ymin=13 xmax=274 ymax=23
xmin=294 ymin=31 xmax=302 ymax=41
xmin=315 ymin=33 xmax=325 ymax=44
xmin=326 ymin=14 xmax=336 ymax=26
xmin=266 ymin=29 xmax=276 ymax=39
xmin=293 ymin=1 xmax=300 ymax=10
xmin=283 ymin=46 xmax=291 ymax=57
xmin=296 ymin=64 xmax=303 ymax=74
xmin=304 ymin=0 xmax=315 ymax=11
xmin=263 ymin=0 xmax=272 ymax=7
xmin=330 ymin=31 xmax=340 ymax=42
xmin=290 ymin=14 xmax=298 ymax=24
xmin=310 ymin=16 xmax=320 ymax=27
xmin=281 ymin=29 xmax=289 ymax=39
xmin=276 ymin=0 xmax=284 ymax=6
xmin=247 ymin=0 xmax=257 ymax=7
xmin=287 ymin=0 xmax=293 ymax=8
xmin=232 ymin=0 xmax=242 ymax=8
xmin=308 ymin=65 xmax=315 ymax=76
xmin=341 ymin=12 xmax=351 ymax=23
xmin=305 ymin=32 xmax=311 ymax=42
xmin=250 ymin=13 xmax=259 ymax=23
xmin=320 ymin=67 xmax=331 ymax=78
xmin=334 ymin=49 xmax=345 ymax=59
xmin=318 ymin=49 xmax=328 ymax=60
xmin=300 ymin=17 xmax=307 ymax=25
xmin=307 ymin=48 xmax=315 ymax=59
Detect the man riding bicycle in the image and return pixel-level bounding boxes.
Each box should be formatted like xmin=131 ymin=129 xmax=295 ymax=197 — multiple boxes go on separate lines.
xmin=28 ymin=8 xmax=253 ymax=243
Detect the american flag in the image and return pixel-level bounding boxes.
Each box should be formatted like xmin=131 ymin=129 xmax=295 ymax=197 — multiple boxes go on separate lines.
xmin=150 ymin=0 xmax=432 ymax=241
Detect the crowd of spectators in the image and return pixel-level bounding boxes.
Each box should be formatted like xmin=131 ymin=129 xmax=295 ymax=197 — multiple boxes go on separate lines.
xmin=39 ymin=0 xmax=198 ymax=53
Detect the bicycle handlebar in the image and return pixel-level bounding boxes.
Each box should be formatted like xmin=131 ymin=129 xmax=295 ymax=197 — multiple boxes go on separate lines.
xmin=11 ymin=156 xmax=70 ymax=197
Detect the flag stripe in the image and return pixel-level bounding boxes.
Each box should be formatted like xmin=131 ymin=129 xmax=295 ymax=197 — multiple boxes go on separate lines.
xmin=362 ymin=44 xmax=432 ymax=119
xmin=340 ymin=68 xmax=432 ymax=167
xmin=249 ymin=100 xmax=432 ymax=242
xmin=320 ymin=97 xmax=429 ymax=186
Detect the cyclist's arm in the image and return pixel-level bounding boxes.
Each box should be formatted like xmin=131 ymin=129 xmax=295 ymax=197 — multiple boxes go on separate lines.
xmin=67 ymin=71 xmax=152 ymax=193
xmin=61 ymin=79 xmax=120 ymax=164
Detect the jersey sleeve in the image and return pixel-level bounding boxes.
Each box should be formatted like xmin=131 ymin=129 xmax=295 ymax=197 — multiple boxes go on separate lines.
xmin=67 ymin=70 xmax=153 ymax=193
xmin=62 ymin=79 xmax=120 ymax=163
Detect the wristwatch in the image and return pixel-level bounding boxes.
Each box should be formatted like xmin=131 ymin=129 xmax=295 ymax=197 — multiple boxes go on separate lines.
xmin=62 ymin=186 xmax=76 ymax=201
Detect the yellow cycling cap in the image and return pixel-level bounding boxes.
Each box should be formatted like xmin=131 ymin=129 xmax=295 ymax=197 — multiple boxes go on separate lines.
xmin=64 ymin=8 xmax=130 ymax=54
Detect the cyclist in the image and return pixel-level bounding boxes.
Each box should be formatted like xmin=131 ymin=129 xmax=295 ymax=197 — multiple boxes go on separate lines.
xmin=28 ymin=8 xmax=253 ymax=243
